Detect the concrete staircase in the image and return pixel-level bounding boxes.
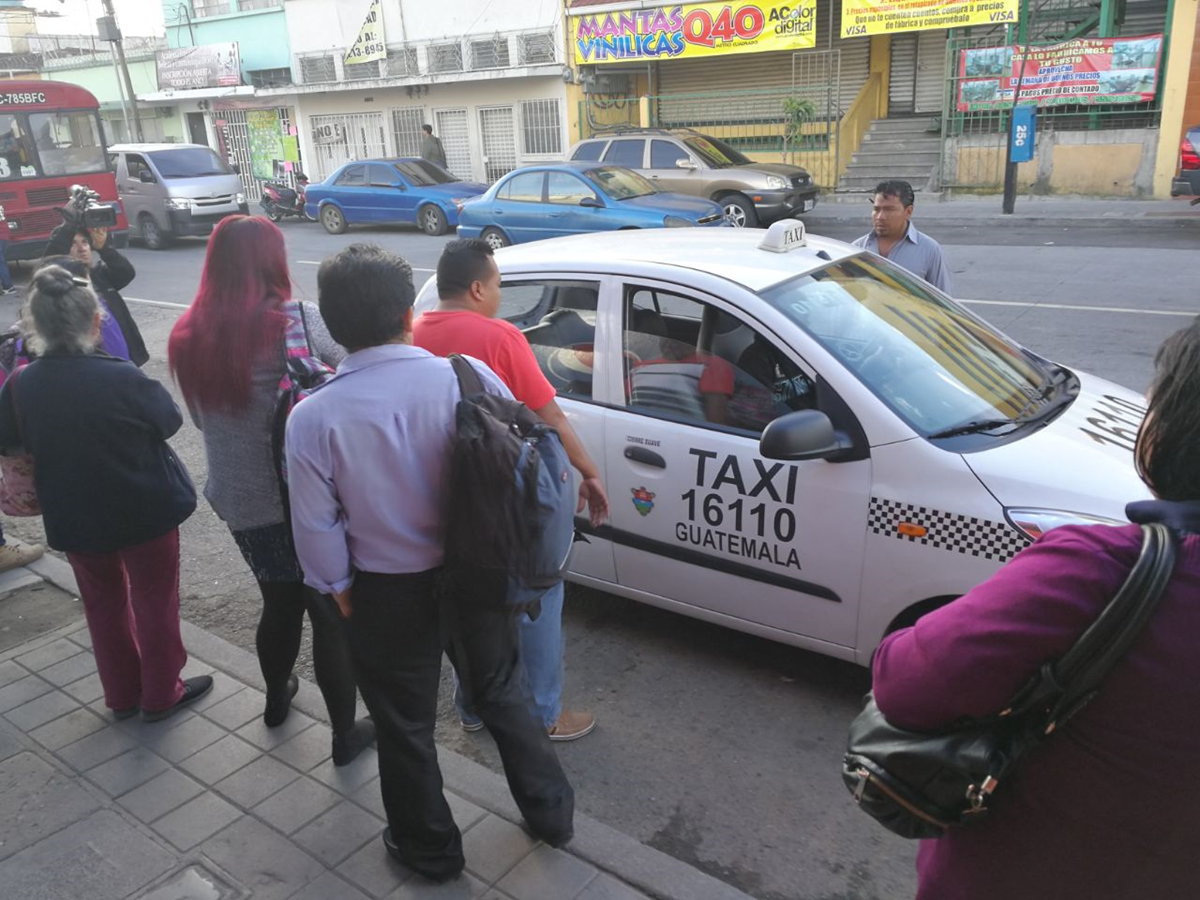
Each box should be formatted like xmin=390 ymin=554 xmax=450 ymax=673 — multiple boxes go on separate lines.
xmin=837 ymin=117 xmax=943 ymax=194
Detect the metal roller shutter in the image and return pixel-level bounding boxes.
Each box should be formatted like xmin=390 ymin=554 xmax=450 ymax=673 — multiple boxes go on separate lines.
xmin=655 ymin=0 xmax=871 ymax=119
xmin=914 ymin=30 xmax=948 ymax=113
xmin=889 ymin=34 xmax=917 ymax=114
xmin=1118 ymin=0 xmax=1167 ymax=35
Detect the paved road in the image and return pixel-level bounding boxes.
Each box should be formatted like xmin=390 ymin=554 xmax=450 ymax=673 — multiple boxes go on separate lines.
xmin=3 ymin=218 xmax=1198 ymax=900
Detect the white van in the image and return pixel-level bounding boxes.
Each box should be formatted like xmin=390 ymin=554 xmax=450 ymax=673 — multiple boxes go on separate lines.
xmin=414 ymin=222 xmax=1151 ymax=665
xmin=109 ymin=143 xmax=248 ymax=249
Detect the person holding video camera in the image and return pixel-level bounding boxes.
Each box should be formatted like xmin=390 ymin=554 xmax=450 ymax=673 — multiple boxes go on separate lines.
xmin=44 ymin=194 xmax=147 ymax=367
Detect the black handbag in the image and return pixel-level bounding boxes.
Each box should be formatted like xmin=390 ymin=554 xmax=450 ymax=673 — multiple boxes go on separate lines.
xmin=842 ymin=522 xmax=1177 ymax=840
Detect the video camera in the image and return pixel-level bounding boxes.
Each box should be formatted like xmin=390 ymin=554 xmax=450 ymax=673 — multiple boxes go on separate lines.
xmin=63 ymin=184 xmax=118 ymax=230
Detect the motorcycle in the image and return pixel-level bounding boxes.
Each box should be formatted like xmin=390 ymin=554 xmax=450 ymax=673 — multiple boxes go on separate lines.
xmin=259 ymin=174 xmax=316 ymax=222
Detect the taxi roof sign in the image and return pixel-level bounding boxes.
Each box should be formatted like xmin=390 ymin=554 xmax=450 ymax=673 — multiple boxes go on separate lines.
xmin=758 ymin=219 xmax=807 ymax=253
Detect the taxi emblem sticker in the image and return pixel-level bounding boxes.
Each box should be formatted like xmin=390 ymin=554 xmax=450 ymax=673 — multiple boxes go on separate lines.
xmin=631 ymin=487 xmax=656 ymax=517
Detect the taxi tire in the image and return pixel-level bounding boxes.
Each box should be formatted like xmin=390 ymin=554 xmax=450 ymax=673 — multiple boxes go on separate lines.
xmin=481 ymin=227 xmax=509 ymax=250
xmin=720 ymin=195 xmax=758 ymax=229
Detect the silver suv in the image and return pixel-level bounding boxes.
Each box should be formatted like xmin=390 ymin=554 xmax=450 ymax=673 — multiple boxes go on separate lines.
xmin=567 ymin=128 xmax=818 ymax=228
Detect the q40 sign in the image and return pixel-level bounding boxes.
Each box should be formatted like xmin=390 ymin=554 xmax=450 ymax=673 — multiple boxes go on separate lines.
xmin=572 ymin=1 xmax=817 ymax=65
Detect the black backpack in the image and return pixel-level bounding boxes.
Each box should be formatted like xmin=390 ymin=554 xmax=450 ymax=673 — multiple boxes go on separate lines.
xmin=443 ymin=355 xmax=575 ymax=614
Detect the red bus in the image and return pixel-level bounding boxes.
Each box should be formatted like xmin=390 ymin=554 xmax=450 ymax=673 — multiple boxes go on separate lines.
xmin=0 ymin=80 xmax=129 ymax=260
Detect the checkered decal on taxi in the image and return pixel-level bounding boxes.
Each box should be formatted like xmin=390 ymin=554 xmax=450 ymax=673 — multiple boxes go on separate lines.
xmin=867 ymin=497 xmax=1032 ymax=563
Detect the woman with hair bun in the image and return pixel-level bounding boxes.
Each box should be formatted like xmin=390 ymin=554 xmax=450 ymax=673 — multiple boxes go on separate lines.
xmin=0 ymin=265 xmax=208 ymax=722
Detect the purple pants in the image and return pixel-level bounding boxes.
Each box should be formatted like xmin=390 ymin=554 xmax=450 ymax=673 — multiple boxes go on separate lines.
xmin=66 ymin=528 xmax=186 ymax=713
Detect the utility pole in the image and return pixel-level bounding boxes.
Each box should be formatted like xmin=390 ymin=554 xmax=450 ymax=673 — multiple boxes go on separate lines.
xmin=97 ymin=0 xmax=143 ymax=142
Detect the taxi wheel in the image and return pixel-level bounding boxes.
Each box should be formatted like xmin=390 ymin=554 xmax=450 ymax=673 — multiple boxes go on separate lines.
xmin=420 ymin=205 xmax=448 ymax=236
xmin=481 ymin=227 xmax=509 ymax=250
xmin=721 ymin=195 xmax=758 ymax=228
xmin=321 ymin=205 xmax=347 ymax=235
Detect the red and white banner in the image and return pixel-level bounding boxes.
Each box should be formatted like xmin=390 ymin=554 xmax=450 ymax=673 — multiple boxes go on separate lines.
xmin=957 ymin=34 xmax=1163 ymax=111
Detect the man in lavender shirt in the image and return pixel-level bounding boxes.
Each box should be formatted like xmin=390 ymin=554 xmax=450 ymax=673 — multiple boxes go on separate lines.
xmin=284 ymin=244 xmax=574 ymax=883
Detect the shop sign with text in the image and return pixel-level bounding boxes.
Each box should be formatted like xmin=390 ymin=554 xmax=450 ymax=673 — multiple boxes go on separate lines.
xmin=841 ymin=0 xmax=1018 ymax=37
xmin=572 ymin=2 xmax=816 ymax=66
xmin=156 ymin=43 xmax=242 ymax=90
xmin=957 ymin=35 xmax=1163 ymax=111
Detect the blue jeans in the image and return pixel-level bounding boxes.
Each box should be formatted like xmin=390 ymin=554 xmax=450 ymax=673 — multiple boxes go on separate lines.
xmin=0 ymin=243 xmax=11 ymax=290
xmin=456 ymin=580 xmax=564 ymax=729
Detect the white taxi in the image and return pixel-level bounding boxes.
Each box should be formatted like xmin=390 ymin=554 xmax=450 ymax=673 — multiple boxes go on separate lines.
xmin=414 ymin=221 xmax=1150 ymax=666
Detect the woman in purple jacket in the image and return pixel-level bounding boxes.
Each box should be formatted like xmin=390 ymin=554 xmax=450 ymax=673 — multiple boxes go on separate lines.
xmin=872 ymin=319 xmax=1200 ymax=900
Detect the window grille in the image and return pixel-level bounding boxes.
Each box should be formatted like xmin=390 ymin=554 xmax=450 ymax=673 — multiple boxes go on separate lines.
xmin=299 ymin=54 xmax=336 ymax=84
xmin=249 ymin=67 xmax=292 ymax=88
xmin=520 ymin=99 xmax=561 ymax=156
xmin=345 ymin=59 xmax=382 ymax=80
xmin=429 ymin=42 xmax=464 ymax=74
xmin=518 ymin=32 xmax=556 ymax=65
xmin=391 ymin=107 xmax=425 ymax=157
xmin=386 ymin=46 xmax=419 ymax=77
xmin=191 ymin=0 xmax=228 ymax=18
xmin=470 ymin=36 xmax=510 ymax=70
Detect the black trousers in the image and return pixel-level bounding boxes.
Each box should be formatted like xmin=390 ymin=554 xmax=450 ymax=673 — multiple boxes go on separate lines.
xmin=345 ymin=567 xmax=574 ymax=880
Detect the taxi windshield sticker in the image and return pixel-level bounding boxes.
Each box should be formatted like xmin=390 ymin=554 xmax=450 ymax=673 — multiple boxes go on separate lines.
xmin=678 ymin=449 xmax=802 ymax=571
xmin=632 ymin=487 xmax=656 ymax=516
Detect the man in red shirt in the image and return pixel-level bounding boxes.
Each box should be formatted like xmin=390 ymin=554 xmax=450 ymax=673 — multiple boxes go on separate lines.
xmin=414 ymin=239 xmax=609 ymax=741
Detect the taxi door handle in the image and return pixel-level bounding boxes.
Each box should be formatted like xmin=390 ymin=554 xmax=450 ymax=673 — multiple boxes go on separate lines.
xmin=624 ymin=446 xmax=665 ymax=468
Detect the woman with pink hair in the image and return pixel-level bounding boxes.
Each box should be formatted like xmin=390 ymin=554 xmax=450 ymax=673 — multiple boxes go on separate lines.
xmin=169 ymin=216 xmax=372 ymax=764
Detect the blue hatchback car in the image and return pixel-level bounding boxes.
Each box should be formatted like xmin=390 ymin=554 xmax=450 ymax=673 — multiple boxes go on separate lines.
xmin=457 ymin=162 xmax=726 ymax=248
xmin=305 ymin=158 xmax=488 ymax=237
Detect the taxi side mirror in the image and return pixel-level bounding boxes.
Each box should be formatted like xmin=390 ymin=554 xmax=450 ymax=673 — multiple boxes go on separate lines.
xmin=759 ymin=410 xmax=852 ymax=462
xmin=579 ymin=196 xmax=603 ymax=208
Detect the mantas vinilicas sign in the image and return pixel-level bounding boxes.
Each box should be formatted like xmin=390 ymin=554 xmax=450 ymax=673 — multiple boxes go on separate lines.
xmin=572 ymin=1 xmax=817 ymax=66
xmin=957 ymin=34 xmax=1164 ymax=111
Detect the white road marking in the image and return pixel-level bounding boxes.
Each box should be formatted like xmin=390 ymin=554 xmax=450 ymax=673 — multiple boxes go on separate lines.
xmin=125 ymin=297 xmax=189 ymax=310
xmin=296 ymin=260 xmax=435 ymax=273
xmin=960 ymin=299 xmax=1199 ymax=318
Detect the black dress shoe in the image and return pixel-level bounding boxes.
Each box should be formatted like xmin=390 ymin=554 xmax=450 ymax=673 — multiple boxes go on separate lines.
xmin=332 ymin=718 xmax=376 ymax=766
xmin=143 ymin=676 xmax=214 ymax=723
xmin=264 ymin=674 xmax=299 ymax=727
xmin=382 ymin=829 xmax=464 ymax=883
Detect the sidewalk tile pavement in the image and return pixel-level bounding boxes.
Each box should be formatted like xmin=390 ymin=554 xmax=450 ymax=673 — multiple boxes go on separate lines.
xmin=0 ymin=561 xmax=763 ymax=900
xmin=0 ymin=607 xmax=679 ymax=900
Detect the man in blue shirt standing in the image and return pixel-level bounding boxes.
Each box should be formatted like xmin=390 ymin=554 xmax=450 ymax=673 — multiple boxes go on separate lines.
xmin=852 ymin=180 xmax=952 ymax=295
xmin=285 ymin=244 xmax=574 ymax=882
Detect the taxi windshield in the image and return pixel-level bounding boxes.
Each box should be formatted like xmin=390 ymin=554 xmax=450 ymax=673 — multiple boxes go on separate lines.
xmin=759 ymin=255 xmax=1054 ymax=437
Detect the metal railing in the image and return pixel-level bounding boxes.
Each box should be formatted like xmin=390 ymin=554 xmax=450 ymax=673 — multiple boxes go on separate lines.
xmin=294 ymin=28 xmax=557 ymax=87
xmin=30 ymin=33 xmax=165 ymax=69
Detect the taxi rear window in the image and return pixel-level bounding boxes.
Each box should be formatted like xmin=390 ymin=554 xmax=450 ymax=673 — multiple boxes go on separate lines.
xmin=759 ymin=256 xmax=1047 ymax=436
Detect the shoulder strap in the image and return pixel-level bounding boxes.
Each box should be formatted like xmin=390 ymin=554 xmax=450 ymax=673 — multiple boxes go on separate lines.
xmin=281 ymin=301 xmax=312 ymax=359
xmin=449 ymin=353 xmax=485 ymax=398
xmin=1009 ymin=523 xmax=1177 ymax=730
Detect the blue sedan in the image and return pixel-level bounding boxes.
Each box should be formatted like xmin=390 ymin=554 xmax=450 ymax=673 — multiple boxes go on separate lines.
xmin=458 ymin=162 xmax=726 ymax=248
xmin=306 ymin=158 xmax=488 ymax=236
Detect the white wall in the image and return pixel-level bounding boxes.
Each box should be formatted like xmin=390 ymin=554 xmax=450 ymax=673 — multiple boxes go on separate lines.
xmin=294 ymin=75 xmax=568 ymax=182
xmin=286 ymin=0 xmax=563 ymax=55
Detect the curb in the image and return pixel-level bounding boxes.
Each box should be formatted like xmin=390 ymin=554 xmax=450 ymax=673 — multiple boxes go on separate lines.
xmin=175 ymin=620 xmax=756 ymax=900
xmin=3 ymin=565 xmax=752 ymax=900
